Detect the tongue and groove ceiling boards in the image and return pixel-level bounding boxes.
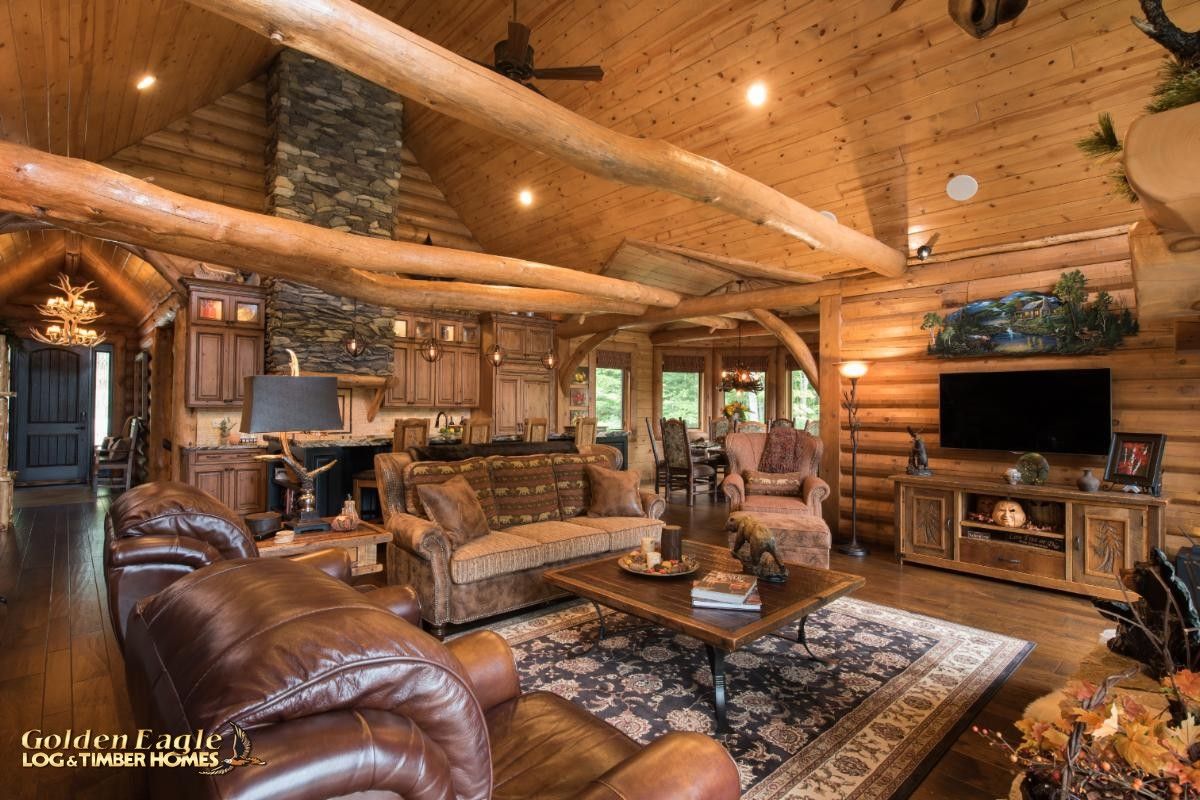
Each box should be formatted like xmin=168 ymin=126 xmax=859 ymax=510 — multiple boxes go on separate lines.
xmin=0 ymin=0 xmax=1196 ymax=301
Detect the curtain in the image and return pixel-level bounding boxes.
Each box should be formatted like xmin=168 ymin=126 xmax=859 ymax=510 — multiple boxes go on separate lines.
xmin=723 ymin=353 xmax=769 ymax=373
xmin=596 ymin=349 xmax=632 ymax=370
xmin=661 ymin=353 xmax=705 ymax=373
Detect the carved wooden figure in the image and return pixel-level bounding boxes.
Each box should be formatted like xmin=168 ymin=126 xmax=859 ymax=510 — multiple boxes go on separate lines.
xmin=948 ymin=0 xmax=1029 ymax=39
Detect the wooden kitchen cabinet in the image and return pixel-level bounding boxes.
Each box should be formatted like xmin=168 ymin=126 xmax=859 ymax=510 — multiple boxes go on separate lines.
xmin=184 ymin=279 xmax=266 ymax=408
xmin=491 ymin=367 xmax=554 ymax=436
xmin=383 ymin=311 xmax=480 ymax=409
xmin=184 ymin=448 xmax=267 ymax=515
xmin=478 ymin=315 xmax=557 ymax=432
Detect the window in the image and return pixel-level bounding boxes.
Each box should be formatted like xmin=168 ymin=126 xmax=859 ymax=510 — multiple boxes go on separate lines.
xmin=595 ymin=367 xmax=626 ymax=430
xmin=790 ymin=370 xmax=820 ymax=430
xmin=723 ymin=376 xmax=766 ymax=422
xmin=93 ymin=348 xmax=113 ymax=446
xmin=660 ymin=353 xmax=704 ymax=429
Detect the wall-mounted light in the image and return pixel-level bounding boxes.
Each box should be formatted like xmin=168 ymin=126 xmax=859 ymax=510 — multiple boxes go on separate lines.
xmin=487 ymin=343 xmax=506 ymax=368
xmin=746 ymin=81 xmax=767 ymax=107
xmin=136 ymin=75 xmax=157 ymax=90
xmin=418 ymin=337 xmax=443 ymax=363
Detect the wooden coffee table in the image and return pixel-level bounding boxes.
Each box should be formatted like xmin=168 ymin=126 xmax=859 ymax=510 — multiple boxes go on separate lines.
xmin=543 ymin=540 xmax=865 ymax=732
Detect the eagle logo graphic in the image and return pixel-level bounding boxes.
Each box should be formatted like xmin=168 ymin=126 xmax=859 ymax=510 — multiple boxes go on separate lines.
xmin=197 ymin=722 xmax=267 ymax=776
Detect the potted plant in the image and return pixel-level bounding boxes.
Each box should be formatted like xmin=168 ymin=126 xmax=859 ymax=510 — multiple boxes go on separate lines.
xmin=723 ymin=400 xmax=749 ymax=423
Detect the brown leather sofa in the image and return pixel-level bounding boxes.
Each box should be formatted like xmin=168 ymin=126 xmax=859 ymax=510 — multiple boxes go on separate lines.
xmin=104 ymin=480 xmax=419 ymax=645
xmin=123 ymin=557 xmax=742 ymax=800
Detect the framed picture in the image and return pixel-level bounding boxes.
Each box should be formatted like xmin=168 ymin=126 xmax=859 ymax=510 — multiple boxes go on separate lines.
xmin=572 ymin=366 xmax=588 ymax=386
xmin=569 ymin=387 xmax=587 ymax=407
xmin=569 ymin=409 xmax=588 ymax=423
xmin=1104 ymin=432 xmax=1166 ymax=493
xmin=333 ymin=389 xmax=353 ymax=435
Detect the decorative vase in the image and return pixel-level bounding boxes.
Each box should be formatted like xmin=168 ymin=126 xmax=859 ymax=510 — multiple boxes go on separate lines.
xmin=1016 ymin=452 xmax=1050 ymax=486
xmin=1004 ymin=468 xmax=1021 ymax=486
xmin=1076 ymin=468 xmax=1101 ymax=492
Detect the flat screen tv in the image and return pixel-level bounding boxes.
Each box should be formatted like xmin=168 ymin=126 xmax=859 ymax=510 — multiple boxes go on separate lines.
xmin=939 ymin=368 xmax=1112 ymax=456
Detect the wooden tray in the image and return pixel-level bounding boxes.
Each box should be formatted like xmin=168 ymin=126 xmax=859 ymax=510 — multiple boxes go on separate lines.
xmin=617 ymin=553 xmax=699 ymax=578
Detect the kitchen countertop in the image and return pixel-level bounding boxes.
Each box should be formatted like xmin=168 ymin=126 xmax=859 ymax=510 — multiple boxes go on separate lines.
xmin=263 ymin=436 xmax=392 ymax=448
xmin=183 ymin=444 xmax=267 ymax=451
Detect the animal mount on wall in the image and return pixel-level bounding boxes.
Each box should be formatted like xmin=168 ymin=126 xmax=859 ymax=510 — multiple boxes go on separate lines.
xmin=948 ymin=0 xmax=1029 ymax=39
xmin=920 ymin=269 xmax=1139 ymax=358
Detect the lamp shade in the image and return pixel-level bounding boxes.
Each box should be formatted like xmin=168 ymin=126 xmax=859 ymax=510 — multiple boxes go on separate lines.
xmin=240 ymin=375 xmax=343 ymax=433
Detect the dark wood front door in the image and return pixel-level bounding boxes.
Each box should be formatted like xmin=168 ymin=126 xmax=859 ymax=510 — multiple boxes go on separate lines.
xmin=10 ymin=343 xmax=93 ymax=485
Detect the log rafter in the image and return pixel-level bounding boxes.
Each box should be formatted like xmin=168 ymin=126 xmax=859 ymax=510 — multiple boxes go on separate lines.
xmin=189 ymin=0 xmax=907 ymax=278
xmin=649 ymin=316 xmax=817 ymax=345
xmin=557 ymin=331 xmax=613 ymax=395
xmin=748 ymin=308 xmax=818 ymax=387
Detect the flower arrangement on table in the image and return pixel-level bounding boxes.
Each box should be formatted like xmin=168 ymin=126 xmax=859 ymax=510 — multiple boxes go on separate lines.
xmin=722 ymin=400 xmax=749 ymax=422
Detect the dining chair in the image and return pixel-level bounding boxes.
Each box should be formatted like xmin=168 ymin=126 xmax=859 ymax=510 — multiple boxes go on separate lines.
xmin=770 ymin=418 xmax=795 ymax=430
xmin=644 ymin=417 xmax=668 ymax=494
xmin=709 ymin=417 xmax=732 ymax=443
xmin=574 ymin=416 xmax=597 ymax=447
xmin=395 ymin=417 xmax=430 ymax=450
xmin=737 ymin=420 xmax=767 ymax=433
xmin=524 ymin=417 xmax=549 ymax=443
xmin=466 ymin=416 xmax=492 ymax=444
xmin=355 ymin=417 xmax=432 ymax=521
xmin=661 ymin=418 xmax=716 ymax=506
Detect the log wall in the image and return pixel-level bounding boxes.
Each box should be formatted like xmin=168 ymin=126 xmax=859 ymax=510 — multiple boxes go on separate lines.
xmin=836 ymin=234 xmax=1199 ymax=551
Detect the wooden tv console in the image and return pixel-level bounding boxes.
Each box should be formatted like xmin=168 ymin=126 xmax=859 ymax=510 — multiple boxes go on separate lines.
xmin=892 ymin=473 xmax=1167 ymax=601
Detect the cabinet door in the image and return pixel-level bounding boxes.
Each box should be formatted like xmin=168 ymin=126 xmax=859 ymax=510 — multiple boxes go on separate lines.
xmin=189 ymin=328 xmax=228 ymax=406
xmin=522 ymin=374 xmax=552 ymax=421
xmin=496 ymin=322 xmax=526 ymax=354
xmin=435 ymin=350 xmax=459 ymax=406
xmin=526 ymin=326 xmax=553 ymax=359
xmin=495 ymin=374 xmax=521 ymax=435
xmin=191 ymin=463 xmax=228 ymax=502
xmin=457 ymin=350 xmax=480 ymax=406
xmin=411 ymin=353 xmax=434 ymax=406
xmin=229 ymin=462 xmax=266 ymax=515
xmin=384 ymin=345 xmax=411 ymax=407
xmin=903 ymin=487 xmax=954 ymax=558
xmin=1072 ymin=505 xmax=1145 ymax=589
xmin=228 ymin=331 xmax=263 ymax=404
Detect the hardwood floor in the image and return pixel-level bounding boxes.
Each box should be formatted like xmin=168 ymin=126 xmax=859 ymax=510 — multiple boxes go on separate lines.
xmin=0 ymin=488 xmax=1106 ymax=799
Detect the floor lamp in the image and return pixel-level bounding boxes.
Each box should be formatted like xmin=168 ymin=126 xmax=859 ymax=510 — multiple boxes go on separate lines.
xmin=837 ymin=361 xmax=870 ymax=557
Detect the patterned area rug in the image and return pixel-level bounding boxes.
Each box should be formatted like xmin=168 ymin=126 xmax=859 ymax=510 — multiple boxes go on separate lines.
xmin=479 ymin=598 xmax=1032 ymax=800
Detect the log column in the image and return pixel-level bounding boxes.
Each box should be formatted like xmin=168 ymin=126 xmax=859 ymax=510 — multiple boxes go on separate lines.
xmin=818 ymin=296 xmax=842 ymax=534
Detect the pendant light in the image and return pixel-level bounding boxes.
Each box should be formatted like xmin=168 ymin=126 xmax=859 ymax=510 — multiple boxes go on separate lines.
xmin=418 ymin=336 xmax=443 ymax=363
xmin=717 ymin=327 xmax=763 ymax=394
xmin=487 ymin=343 xmax=506 ymax=368
xmin=343 ymin=300 xmax=368 ymax=359
xmin=540 ymin=349 xmax=557 ymax=370
xmin=31 ymin=275 xmax=106 ymax=347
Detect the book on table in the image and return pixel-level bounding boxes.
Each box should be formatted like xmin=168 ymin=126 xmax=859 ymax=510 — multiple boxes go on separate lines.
xmin=691 ymin=571 xmax=757 ymax=603
xmin=692 ymin=587 xmax=762 ymax=612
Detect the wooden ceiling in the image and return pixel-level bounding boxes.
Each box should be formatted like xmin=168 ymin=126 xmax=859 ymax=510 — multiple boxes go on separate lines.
xmin=1 ymin=0 xmax=1197 ymax=293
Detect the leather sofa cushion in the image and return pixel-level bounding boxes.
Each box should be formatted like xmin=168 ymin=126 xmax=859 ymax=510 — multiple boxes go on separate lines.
xmin=106 ymin=480 xmax=256 ymax=560
xmin=487 ymin=690 xmax=640 ymax=800
xmin=585 ymin=464 xmax=644 ymax=517
xmin=505 ymin=521 xmax=610 ymax=563
xmin=450 ymin=532 xmax=545 ymax=585
xmin=550 ymin=453 xmax=610 ymax=517
xmin=417 ymin=475 xmax=491 ymax=549
xmin=572 ymin=516 xmax=663 ymax=551
xmin=744 ymin=469 xmax=806 ymax=496
xmin=404 ymin=457 xmax=497 ymax=523
xmin=487 ymin=455 xmax=561 ymax=529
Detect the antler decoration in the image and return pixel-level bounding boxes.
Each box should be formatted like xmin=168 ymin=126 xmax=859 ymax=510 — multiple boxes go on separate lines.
xmin=30 ymin=274 xmax=106 ymax=347
xmin=1133 ymin=0 xmax=1200 ymax=67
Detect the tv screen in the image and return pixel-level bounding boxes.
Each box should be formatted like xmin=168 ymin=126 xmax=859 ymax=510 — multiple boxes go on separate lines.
xmin=939 ymin=368 xmax=1112 ymax=456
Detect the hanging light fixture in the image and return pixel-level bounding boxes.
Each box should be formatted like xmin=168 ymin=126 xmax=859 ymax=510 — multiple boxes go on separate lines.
xmin=540 ymin=349 xmax=557 ymax=370
xmin=717 ymin=327 xmax=762 ymax=394
xmin=418 ymin=336 xmax=443 ymax=363
xmin=343 ymin=300 xmax=369 ymax=359
xmin=31 ymin=275 xmax=106 ymax=347
xmin=487 ymin=343 xmax=506 ymax=368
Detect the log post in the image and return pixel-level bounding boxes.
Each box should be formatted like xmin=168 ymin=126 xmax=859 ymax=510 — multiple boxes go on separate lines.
xmin=818 ymin=295 xmax=843 ymax=535
xmin=189 ymin=0 xmax=907 ymax=277
xmin=747 ymin=309 xmax=819 ymax=388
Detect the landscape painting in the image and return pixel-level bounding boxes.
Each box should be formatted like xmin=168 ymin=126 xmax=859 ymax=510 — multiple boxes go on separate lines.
xmin=921 ymin=270 xmax=1138 ymax=358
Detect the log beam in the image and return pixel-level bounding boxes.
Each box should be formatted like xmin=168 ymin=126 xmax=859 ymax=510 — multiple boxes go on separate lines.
xmin=626 ymin=239 xmax=823 ymax=284
xmin=748 ymin=309 xmax=818 ymax=387
xmin=189 ymin=0 xmax=907 ymax=278
xmin=1125 ymin=103 xmax=1200 ymax=235
xmin=0 ymin=142 xmax=652 ymax=316
xmin=649 ymin=316 xmax=817 ymax=345
xmin=557 ymin=331 xmax=613 ymax=395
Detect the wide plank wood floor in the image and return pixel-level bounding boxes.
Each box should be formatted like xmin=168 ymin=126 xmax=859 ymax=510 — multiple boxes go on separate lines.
xmin=0 ymin=488 xmax=1106 ymax=799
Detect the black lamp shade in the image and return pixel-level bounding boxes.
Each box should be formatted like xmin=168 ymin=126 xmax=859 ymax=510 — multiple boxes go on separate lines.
xmin=240 ymin=375 xmax=343 ymax=433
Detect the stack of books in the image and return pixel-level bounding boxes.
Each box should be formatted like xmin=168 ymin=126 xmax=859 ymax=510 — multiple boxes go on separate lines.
xmin=691 ymin=571 xmax=761 ymax=611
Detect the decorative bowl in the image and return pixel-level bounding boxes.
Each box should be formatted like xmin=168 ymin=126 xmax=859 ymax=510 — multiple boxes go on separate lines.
xmin=618 ymin=552 xmax=699 ymax=577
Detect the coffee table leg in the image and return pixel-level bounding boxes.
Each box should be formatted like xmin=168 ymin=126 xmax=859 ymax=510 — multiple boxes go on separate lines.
xmin=590 ymin=600 xmax=607 ymax=640
xmin=797 ymin=616 xmax=834 ymax=667
xmin=705 ymin=644 xmax=728 ymax=734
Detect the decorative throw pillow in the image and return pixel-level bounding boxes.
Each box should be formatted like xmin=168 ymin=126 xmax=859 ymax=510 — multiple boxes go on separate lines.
xmin=744 ymin=470 xmax=805 ymax=496
xmin=416 ymin=475 xmax=491 ymax=548
xmin=585 ymin=464 xmax=644 ymax=517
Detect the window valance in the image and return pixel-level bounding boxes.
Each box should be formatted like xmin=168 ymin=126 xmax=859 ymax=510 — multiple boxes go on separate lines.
xmin=596 ymin=349 xmax=632 ymax=370
xmin=661 ymin=354 xmax=705 ymax=373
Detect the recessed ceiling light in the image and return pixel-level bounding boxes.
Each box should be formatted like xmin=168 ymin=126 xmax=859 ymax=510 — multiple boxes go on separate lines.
xmin=819 ymin=210 xmax=838 ymax=223
xmin=746 ymin=82 xmax=767 ymax=107
xmin=136 ymin=74 xmax=157 ymax=90
xmin=517 ymin=189 xmax=533 ymax=207
xmin=946 ymin=174 xmax=979 ymax=202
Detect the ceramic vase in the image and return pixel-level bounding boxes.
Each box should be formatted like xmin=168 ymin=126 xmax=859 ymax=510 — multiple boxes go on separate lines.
xmin=1077 ymin=468 xmax=1101 ymax=492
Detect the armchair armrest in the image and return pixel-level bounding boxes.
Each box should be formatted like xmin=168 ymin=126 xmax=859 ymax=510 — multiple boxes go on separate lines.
xmin=639 ymin=490 xmax=665 ymax=520
xmin=289 ymin=547 xmax=353 ymax=582
xmin=575 ymin=732 xmax=741 ymax=800
xmin=385 ymin=512 xmax=451 ymax=563
xmin=801 ymin=474 xmax=830 ymax=515
xmin=720 ymin=472 xmax=745 ymax=511
xmin=445 ymin=630 xmax=521 ymax=714
xmin=107 ymin=534 xmax=220 ymax=570
xmin=359 ymin=584 xmax=422 ymax=627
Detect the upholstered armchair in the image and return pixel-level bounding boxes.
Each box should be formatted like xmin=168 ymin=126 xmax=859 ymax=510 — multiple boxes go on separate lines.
xmin=720 ymin=430 xmax=830 ymax=517
xmin=123 ymin=558 xmax=741 ymax=800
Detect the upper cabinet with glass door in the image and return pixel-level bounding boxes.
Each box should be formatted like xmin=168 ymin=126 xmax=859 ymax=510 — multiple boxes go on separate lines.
xmin=187 ymin=279 xmax=264 ymax=329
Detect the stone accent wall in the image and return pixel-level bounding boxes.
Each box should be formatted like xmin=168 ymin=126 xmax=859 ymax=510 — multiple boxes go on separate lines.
xmin=264 ymin=49 xmax=403 ymax=375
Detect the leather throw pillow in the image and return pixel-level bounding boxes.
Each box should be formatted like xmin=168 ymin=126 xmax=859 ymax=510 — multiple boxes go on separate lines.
xmin=416 ymin=474 xmax=491 ymax=548
xmin=585 ymin=464 xmax=644 ymax=517
xmin=744 ymin=470 xmax=805 ymax=496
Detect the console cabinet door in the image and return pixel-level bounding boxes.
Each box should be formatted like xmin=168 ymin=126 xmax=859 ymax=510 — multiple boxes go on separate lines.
xmin=526 ymin=326 xmax=553 ymax=359
xmin=1072 ymin=505 xmax=1145 ymax=589
xmin=494 ymin=373 xmax=521 ymax=435
xmin=903 ymin=487 xmax=954 ymax=558
xmin=435 ymin=350 xmax=459 ymax=406
xmin=458 ymin=350 xmax=480 ymax=406
xmin=229 ymin=462 xmax=267 ymax=515
xmin=411 ymin=352 xmax=434 ymax=406
xmin=522 ymin=374 xmax=552 ymax=421
xmin=191 ymin=463 xmax=227 ymax=500
xmin=189 ymin=328 xmax=228 ymax=406
xmin=228 ymin=331 xmax=263 ymax=404
xmin=384 ymin=345 xmax=411 ymax=407
xmin=495 ymin=322 xmax=526 ymax=355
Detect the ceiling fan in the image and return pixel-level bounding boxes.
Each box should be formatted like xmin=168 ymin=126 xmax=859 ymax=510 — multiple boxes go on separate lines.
xmin=473 ymin=1 xmax=604 ymax=94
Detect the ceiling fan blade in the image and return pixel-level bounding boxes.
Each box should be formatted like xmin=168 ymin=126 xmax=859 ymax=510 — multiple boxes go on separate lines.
xmin=505 ymin=21 xmax=531 ymax=62
xmin=531 ymin=65 xmax=604 ymax=81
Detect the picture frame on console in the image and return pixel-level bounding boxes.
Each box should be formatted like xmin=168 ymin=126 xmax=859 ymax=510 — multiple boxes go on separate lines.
xmin=1104 ymin=432 xmax=1166 ymax=495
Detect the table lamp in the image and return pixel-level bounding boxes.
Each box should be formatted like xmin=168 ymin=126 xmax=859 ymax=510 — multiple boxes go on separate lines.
xmin=240 ymin=353 xmax=343 ymax=535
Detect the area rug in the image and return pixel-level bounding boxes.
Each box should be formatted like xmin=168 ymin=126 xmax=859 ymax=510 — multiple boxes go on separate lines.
xmin=478 ymin=597 xmax=1032 ymax=800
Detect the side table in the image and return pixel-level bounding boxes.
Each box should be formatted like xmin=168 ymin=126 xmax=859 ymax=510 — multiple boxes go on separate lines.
xmin=257 ymin=519 xmax=391 ymax=576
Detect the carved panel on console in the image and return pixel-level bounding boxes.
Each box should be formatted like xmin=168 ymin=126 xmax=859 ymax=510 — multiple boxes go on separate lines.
xmin=907 ymin=489 xmax=953 ymax=558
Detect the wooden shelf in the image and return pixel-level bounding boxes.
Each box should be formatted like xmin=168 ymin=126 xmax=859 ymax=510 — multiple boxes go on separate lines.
xmin=960 ymin=519 xmax=1063 ymax=539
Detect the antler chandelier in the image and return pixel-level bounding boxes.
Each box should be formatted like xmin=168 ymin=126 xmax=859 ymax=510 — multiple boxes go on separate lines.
xmin=30 ymin=275 xmax=106 ymax=347
xmin=717 ymin=327 xmax=763 ymax=393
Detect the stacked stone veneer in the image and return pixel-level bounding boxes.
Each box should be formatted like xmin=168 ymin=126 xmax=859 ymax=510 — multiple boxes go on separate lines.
xmin=264 ymin=49 xmax=402 ymax=375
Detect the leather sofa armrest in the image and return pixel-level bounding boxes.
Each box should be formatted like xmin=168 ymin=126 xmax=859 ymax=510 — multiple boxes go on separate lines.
xmin=359 ymin=584 xmax=422 ymax=627
xmin=720 ymin=472 xmax=745 ymax=510
xmin=802 ymin=474 xmax=830 ymax=515
xmin=289 ymin=547 xmax=353 ymax=582
xmin=445 ymin=630 xmax=521 ymax=714
xmin=108 ymin=534 xmax=220 ymax=570
xmin=386 ymin=512 xmax=450 ymax=562
xmin=639 ymin=490 xmax=665 ymax=520
xmin=575 ymin=732 xmax=741 ymax=800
